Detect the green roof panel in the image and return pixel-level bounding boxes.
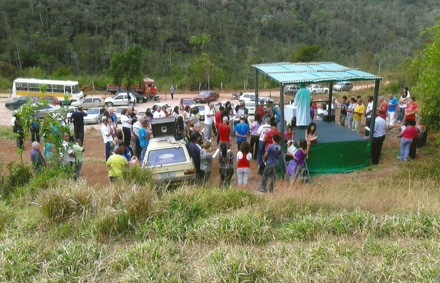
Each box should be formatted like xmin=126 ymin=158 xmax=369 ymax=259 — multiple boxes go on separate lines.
xmin=252 ymin=62 xmax=382 ymax=84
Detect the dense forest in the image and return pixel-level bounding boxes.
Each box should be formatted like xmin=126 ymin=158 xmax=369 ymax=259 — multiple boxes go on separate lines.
xmin=0 ymin=0 xmax=439 ymax=90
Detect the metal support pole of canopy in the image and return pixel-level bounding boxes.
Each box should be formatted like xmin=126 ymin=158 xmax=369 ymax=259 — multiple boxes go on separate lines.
xmin=369 ymin=79 xmax=380 ymax=143
xmin=328 ymin=82 xmax=334 ymax=119
xmin=280 ymin=83 xmax=285 ymax=147
xmin=255 ymin=69 xmax=259 ymax=110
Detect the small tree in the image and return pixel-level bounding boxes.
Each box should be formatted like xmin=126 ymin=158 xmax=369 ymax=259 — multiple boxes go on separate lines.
xmin=108 ymin=45 xmax=145 ymax=91
xmin=191 ymin=53 xmax=223 ymax=90
xmin=412 ymin=24 xmax=440 ymax=132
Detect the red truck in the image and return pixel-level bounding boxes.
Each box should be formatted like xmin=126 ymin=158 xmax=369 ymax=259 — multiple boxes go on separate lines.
xmin=107 ymin=78 xmax=157 ymax=96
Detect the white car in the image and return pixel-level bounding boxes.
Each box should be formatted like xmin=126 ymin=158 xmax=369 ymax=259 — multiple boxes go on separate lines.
xmin=239 ymin=92 xmax=255 ymax=102
xmin=115 ymin=107 xmax=124 ymax=124
xmin=307 ymin=84 xmax=329 ymax=94
xmin=71 ymin=96 xmax=104 ymax=109
xmin=66 ymin=106 xmax=78 ymax=120
xmin=84 ymin=107 xmax=105 ymax=124
xmin=193 ymin=104 xmax=206 ymax=122
xmin=105 ymin=92 xmax=136 ymax=107
xmin=142 ymin=136 xmax=195 ymax=185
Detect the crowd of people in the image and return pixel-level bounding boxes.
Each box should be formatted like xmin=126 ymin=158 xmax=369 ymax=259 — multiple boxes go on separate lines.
xmin=11 ymin=86 xmax=428 ymax=191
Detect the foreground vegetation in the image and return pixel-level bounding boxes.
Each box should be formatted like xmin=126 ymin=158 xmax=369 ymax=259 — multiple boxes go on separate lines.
xmin=0 ymin=136 xmax=439 ymax=281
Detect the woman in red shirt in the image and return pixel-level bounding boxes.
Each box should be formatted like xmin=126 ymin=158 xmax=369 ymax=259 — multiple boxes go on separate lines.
xmin=398 ymin=119 xmax=418 ymax=162
xmin=236 ymin=141 xmax=252 ymax=188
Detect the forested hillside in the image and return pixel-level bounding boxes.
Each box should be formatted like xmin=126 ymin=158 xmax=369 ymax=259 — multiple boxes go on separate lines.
xmin=0 ymin=0 xmax=439 ymax=90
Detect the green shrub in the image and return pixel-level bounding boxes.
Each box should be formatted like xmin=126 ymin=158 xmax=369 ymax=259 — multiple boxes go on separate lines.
xmin=0 ymin=162 xmax=33 ymax=198
xmin=0 ymin=126 xmax=15 ymax=140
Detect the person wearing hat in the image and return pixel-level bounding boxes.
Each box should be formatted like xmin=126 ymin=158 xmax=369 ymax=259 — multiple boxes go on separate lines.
xmin=234 ymin=115 xmax=250 ymax=150
xmin=70 ymin=106 xmax=87 ymax=144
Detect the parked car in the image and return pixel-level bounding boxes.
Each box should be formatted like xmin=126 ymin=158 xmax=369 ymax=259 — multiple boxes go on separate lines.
xmin=239 ymin=92 xmax=255 ymax=102
xmin=72 ymin=97 xmax=104 ymax=109
xmin=333 ymin=81 xmax=353 ymax=92
xmin=245 ymin=101 xmax=256 ymax=115
xmin=142 ymin=136 xmax=195 ymax=185
xmin=15 ymin=103 xmax=61 ymax=119
xmin=5 ymin=96 xmax=38 ymax=110
xmin=115 ymin=107 xmax=124 ymax=123
xmin=115 ymin=91 xmax=145 ymax=103
xmin=193 ymin=104 xmax=206 ymax=122
xmin=193 ymin=90 xmax=219 ymax=103
xmin=36 ymin=96 xmax=61 ymax=106
xmin=307 ymin=84 xmax=329 ymax=94
xmin=136 ymin=111 xmax=145 ymax=121
xmin=84 ymin=107 xmax=105 ymax=124
xmin=105 ymin=92 xmax=136 ymax=107
xmin=214 ymin=101 xmax=235 ymax=112
xmin=284 ymin=84 xmax=300 ymax=95
xmin=179 ymin=98 xmax=195 ymax=110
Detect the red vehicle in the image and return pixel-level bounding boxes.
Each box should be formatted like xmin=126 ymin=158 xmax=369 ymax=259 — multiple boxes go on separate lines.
xmin=193 ymin=90 xmax=219 ymax=103
xmin=107 ymin=78 xmax=157 ymax=96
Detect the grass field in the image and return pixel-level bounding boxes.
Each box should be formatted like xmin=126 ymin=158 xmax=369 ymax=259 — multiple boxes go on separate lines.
xmin=0 ymin=133 xmax=439 ymax=282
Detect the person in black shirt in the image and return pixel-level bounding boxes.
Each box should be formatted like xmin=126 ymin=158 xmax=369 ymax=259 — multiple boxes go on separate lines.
xmin=70 ymin=106 xmax=87 ymax=144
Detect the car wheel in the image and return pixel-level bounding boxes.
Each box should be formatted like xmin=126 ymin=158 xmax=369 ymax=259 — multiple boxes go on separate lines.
xmin=7 ymin=105 xmax=15 ymax=110
xmin=312 ymin=91 xmax=316 ymax=95
xmin=154 ymin=96 xmax=160 ymax=102
xmin=106 ymin=102 xmax=113 ymax=107
xmin=325 ymin=90 xmax=328 ymax=94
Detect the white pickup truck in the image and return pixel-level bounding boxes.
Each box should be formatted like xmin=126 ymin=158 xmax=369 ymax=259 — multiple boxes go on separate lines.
xmin=105 ymin=92 xmax=136 ymax=107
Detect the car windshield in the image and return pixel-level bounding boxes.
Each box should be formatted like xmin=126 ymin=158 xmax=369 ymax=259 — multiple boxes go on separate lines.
xmin=183 ymin=99 xmax=194 ymax=105
xmin=116 ymin=108 xmax=123 ymax=114
xmin=197 ymin=106 xmax=205 ymax=111
xmin=199 ymin=91 xmax=210 ymax=97
xmin=88 ymin=109 xmax=100 ymax=114
xmin=147 ymin=148 xmax=187 ymax=166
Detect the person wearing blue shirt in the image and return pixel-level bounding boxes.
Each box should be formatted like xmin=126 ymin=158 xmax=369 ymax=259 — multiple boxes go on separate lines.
xmin=234 ymin=116 xmax=250 ymax=150
xmin=188 ymin=133 xmax=201 ymax=178
xmin=139 ymin=120 xmax=150 ymax=163
xmin=30 ymin=114 xmax=40 ymax=142
xmin=387 ymin=94 xmax=398 ymax=126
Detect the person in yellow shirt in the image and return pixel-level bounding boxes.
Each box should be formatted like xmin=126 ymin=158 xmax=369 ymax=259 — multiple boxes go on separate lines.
xmin=352 ymin=97 xmax=365 ymax=133
xmin=107 ymin=147 xmax=128 ymax=182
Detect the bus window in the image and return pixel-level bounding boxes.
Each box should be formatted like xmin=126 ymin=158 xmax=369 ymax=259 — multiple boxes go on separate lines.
xmin=28 ymin=83 xmax=39 ymax=92
xmin=53 ymin=85 xmax=64 ymax=93
xmin=65 ymin=86 xmax=72 ymax=94
xmin=16 ymin=83 xmax=27 ymax=91
xmin=72 ymin=85 xmax=80 ymax=94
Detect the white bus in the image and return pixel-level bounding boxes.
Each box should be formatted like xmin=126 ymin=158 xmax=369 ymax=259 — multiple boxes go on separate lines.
xmin=12 ymin=78 xmax=84 ymax=103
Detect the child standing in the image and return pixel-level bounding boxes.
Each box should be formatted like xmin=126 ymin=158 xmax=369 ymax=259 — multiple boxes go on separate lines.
xmin=236 ymin=141 xmax=252 ymax=188
xmin=398 ymin=120 xmax=418 ymax=161
xmin=287 ymin=138 xmax=308 ymax=177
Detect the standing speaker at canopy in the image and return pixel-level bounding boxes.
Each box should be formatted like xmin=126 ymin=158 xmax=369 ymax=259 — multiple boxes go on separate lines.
xmin=293 ymin=83 xmax=311 ymax=126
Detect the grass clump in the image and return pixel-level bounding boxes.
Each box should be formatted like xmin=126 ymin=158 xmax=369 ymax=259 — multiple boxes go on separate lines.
xmin=0 ymin=126 xmax=15 ymax=140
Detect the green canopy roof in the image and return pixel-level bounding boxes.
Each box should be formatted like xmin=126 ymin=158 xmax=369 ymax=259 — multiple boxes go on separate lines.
xmin=252 ymin=62 xmax=382 ymax=84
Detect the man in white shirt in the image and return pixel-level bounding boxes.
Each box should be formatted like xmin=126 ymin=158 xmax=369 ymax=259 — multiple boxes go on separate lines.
xmin=364 ymin=96 xmax=373 ymax=137
xmin=371 ymin=110 xmax=386 ymax=165
xmin=61 ymin=132 xmax=76 ymax=169
xmin=153 ymin=108 xmax=166 ymax=119
xmin=204 ymin=103 xmax=215 ymax=141
xmin=257 ymin=117 xmax=272 ymax=167
xmin=101 ymin=118 xmax=114 ymax=161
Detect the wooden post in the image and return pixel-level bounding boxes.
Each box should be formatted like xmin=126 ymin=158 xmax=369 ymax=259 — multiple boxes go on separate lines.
xmin=369 ymin=79 xmax=380 ymax=143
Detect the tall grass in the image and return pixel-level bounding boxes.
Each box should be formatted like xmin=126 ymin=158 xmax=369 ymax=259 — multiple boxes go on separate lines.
xmin=0 ymin=143 xmax=439 ymax=281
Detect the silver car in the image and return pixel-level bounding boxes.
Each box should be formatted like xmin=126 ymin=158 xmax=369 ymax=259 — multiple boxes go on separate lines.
xmin=84 ymin=108 xmax=105 ymax=124
xmin=333 ymin=81 xmax=353 ymax=92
